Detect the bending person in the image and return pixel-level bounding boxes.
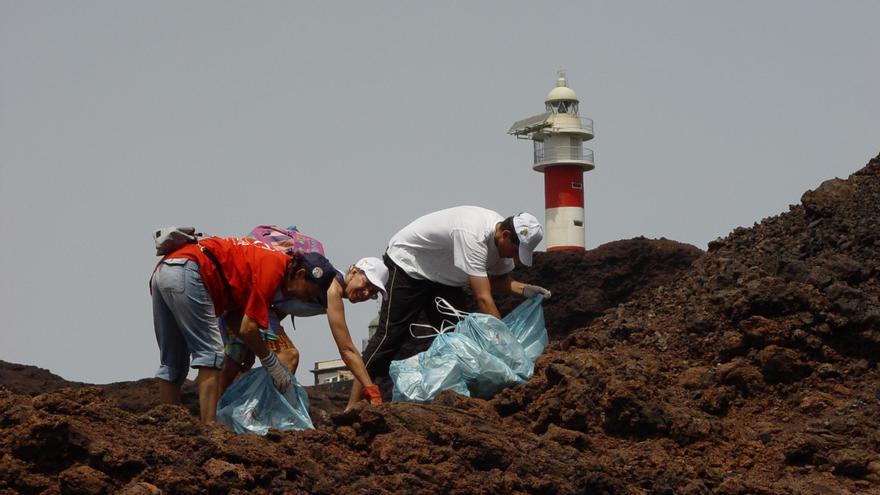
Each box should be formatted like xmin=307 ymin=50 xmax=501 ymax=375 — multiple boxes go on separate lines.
xmin=150 ymin=236 xmax=376 ymax=422
xmin=347 ymin=206 xmax=552 ymax=410
xmin=220 ymin=257 xmax=388 ymax=408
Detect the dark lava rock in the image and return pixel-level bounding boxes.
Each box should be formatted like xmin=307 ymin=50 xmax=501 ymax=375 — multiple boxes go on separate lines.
xmin=497 ymin=237 xmax=703 ymax=340
xmin=757 ymin=345 xmax=812 ymax=384
xmin=603 ymin=394 xmax=668 ymax=438
xmin=2 ymin=152 xmax=880 ymax=494
xmin=58 ymin=464 xmax=112 ymax=495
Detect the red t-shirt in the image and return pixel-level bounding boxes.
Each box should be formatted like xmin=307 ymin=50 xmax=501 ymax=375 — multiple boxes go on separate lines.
xmin=164 ymin=237 xmax=289 ymax=328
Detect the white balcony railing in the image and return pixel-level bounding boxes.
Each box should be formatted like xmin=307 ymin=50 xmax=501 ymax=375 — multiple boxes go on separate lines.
xmin=534 ymin=146 xmax=594 ymax=165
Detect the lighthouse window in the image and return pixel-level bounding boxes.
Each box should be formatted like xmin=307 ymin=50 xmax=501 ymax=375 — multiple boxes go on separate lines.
xmin=573 ymin=220 xmax=584 ymax=227
xmin=545 ymin=101 xmax=579 ymax=115
xmin=571 ymin=182 xmax=583 ymax=189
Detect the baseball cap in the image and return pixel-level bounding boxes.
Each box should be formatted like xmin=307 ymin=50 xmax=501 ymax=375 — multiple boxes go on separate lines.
xmin=354 ymin=257 xmax=388 ymax=298
xmin=512 ymin=212 xmax=543 ymax=266
xmin=299 ymin=252 xmax=338 ymax=294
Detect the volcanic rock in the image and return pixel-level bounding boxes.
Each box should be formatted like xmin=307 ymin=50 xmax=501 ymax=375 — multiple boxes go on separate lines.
xmin=1 ymin=152 xmax=878 ymax=493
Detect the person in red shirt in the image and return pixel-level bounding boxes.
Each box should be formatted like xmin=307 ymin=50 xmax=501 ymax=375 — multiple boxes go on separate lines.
xmin=218 ymin=257 xmax=390 ymax=405
xmin=151 ymin=237 xmax=375 ymax=422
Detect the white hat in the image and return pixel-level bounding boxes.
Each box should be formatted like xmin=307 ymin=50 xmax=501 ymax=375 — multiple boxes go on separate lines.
xmin=353 ymin=257 xmax=388 ymax=298
xmin=513 ymin=213 xmax=543 ymax=266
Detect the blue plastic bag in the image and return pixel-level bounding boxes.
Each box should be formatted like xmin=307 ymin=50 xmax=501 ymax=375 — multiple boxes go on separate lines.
xmin=216 ymin=368 xmax=313 ymax=435
xmin=389 ymin=334 xmax=471 ymax=401
xmin=502 ymin=295 xmax=549 ymax=362
xmin=390 ymin=295 xmax=548 ymax=403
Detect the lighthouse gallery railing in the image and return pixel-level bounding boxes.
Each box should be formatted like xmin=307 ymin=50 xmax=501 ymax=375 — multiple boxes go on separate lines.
xmin=533 ymin=146 xmax=594 ymax=165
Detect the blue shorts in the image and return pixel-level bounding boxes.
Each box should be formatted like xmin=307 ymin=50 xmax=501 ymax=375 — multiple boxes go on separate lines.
xmin=151 ymin=259 xmax=224 ymax=384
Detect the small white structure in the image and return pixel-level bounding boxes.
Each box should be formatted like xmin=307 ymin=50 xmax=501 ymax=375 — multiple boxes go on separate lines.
xmin=309 ymin=358 xmax=353 ymax=385
xmin=509 ymin=71 xmax=595 ymax=250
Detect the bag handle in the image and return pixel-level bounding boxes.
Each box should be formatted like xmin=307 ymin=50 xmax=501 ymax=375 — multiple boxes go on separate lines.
xmin=407 ymin=297 xmax=469 ymax=339
xmin=434 ymin=297 xmax=470 ymax=320
xmin=408 ymin=320 xmax=457 ymax=339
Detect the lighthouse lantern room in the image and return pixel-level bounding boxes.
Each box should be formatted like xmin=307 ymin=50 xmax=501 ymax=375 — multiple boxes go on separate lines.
xmin=508 ymin=71 xmax=594 ymax=251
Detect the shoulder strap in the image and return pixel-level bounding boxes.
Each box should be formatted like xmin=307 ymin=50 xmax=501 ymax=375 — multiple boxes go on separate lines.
xmin=200 ymin=244 xmax=233 ymax=298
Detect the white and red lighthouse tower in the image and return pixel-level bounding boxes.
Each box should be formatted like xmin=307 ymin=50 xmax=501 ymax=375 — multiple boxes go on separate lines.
xmin=509 ymin=72 xmax=594 ymax=251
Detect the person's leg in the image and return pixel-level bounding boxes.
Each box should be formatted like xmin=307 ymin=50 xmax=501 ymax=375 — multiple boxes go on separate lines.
xmin=218 ymin=356 xmax=243 ymax=398
xmin=151 ymin=261 xmax=191 ymax=404
xmin=272 ymin=327 xmax=299 ymax=374
xmin=159 ymin=380 xmax=182 ymax=404
xmin=165 ymin=261 xmax=225 ymax=423
xmin=196 ymin=367 xmax=221 ymax=423
xmin=277 ymin=346 xmax=299 ymax=373
xmin=348 ymin=256 xmax=428 ymax=409
xmin=218 ymin=315 xmax=251 ymax=397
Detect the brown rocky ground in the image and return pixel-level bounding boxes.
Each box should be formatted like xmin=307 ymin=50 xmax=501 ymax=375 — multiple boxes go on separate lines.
xmin=2 ymin=153 xmax=879 ymax=494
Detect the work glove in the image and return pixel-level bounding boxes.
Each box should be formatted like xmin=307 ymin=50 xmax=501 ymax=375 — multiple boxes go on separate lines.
xmin=362 ymin=384 xmax=383 ymax=405
xmin=523 ymin=284 xmax=552 ymax=299
xmin=260 ymin=351 xmax=291 ymax=393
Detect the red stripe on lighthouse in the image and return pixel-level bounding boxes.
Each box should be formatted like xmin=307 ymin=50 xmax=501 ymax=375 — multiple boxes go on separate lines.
xmin=544 ymin=165 xmax=585 ymax=209
xmin=547 ymin=245 xmax=583 ymax=252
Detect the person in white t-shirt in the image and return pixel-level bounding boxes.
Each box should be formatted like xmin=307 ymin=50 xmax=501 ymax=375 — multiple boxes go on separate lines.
xmin=345 ymin=206 xmax=551 ymax=410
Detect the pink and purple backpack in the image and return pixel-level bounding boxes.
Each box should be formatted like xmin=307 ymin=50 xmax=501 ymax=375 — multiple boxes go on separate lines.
xmin=249 ymin=225 xmax=325 ymax=256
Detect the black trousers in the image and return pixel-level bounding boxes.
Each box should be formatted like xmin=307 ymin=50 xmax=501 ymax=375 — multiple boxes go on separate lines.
xmin=362 ymin=254 xmax=467 ymax=378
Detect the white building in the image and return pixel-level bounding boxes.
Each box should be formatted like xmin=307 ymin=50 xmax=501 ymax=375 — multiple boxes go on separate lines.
xmin=309 ymin=358 xmax=353 ymax=385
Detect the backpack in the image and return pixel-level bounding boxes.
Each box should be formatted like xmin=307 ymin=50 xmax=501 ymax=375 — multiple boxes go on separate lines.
xmin=249 ymin=225 xmax=330 ymax=320
xmin=153 ymin=226 xmax=202 ymax=256
xmin=249 ymin=225 xmax=325 ymax=256
xmin=151 ymin=226 xmax=231 ymax=296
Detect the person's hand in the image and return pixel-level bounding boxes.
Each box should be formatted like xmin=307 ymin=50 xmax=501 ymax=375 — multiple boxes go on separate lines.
xmin=260 ymin=351 xmax=291 ymax=393
xmin=523 ymin=284 xmax=552 ymax=299
xmin=362 ymin=385 xmax=382 ymax=405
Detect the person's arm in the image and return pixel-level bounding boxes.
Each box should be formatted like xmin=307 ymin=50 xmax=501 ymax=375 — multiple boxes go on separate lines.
xmin=490 ymin=274 xmax=552 ymax=300
xmin=489 ymin=273 xmax=526 ymax=296
xmin=239 ymin=314 xmax=269 ymax=359
xmin=325 ymin=281 xmax=376 ymax=391
xmin=469 ymin=275 xmax=502 ymax=319
xmin=241 ymin=313 xmax=291 ymax=391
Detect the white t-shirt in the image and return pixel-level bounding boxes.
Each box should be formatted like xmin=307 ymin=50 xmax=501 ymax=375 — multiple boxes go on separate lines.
xmin=386 ymin=206 xmax=515 ymax=287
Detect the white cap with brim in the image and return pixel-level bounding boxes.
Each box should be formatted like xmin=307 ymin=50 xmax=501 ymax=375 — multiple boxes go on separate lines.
xmin=354 ymin=257 xmax=389 ymax=298
xmin=513 ymin=212 xmax=543 ymax=266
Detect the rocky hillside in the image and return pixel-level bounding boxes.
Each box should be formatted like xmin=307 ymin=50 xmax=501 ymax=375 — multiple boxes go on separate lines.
xmin=1 ymin=153 xmax=878 ymax=494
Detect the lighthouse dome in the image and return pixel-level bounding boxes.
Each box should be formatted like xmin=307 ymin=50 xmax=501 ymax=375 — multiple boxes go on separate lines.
xmin=545 ymin=85 xmax=578 ymax=102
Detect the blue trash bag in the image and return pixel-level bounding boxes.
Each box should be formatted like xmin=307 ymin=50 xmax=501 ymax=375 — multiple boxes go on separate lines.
xmin=389 ymin=295 xmax=547 ymax=403
xmin=457 ymin=313 xmax=533 ymax=379
xmin=216 ymin=367 xmax=313 ymax=435
xmin=390 ymin=334 xmax=471 ymax=402
xmin=502 ymin=294 xmax=549 ymax=362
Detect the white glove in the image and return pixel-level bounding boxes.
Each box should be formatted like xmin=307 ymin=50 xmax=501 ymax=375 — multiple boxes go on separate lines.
xmin=260 ymin=351 xmax=291 ymax=393
xmin=523 ymin=284 xmax=552 ymax=299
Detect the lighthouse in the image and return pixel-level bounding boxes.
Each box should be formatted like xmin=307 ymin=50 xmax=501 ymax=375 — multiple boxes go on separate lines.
xmin=508 ymin=72 xmax=594 ymax=250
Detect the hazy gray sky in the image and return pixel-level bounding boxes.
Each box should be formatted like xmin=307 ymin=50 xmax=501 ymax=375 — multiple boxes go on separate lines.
xmin=1 ymin=1 xmax=878 ymax=385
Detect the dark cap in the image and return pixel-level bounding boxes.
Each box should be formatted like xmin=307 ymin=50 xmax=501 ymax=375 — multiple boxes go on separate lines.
xmin=299 ymin=252 xmax=338 ymax=294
